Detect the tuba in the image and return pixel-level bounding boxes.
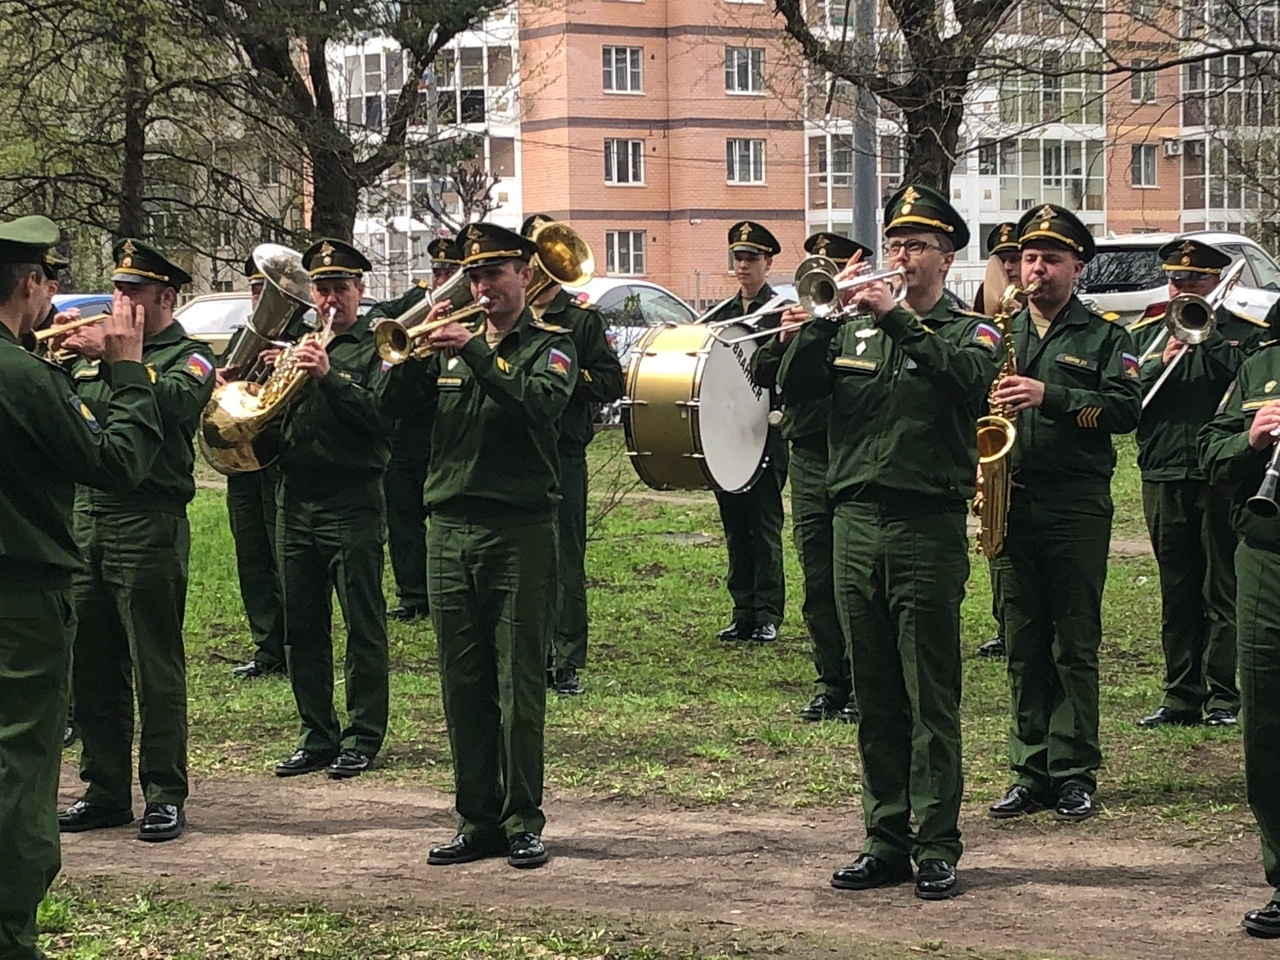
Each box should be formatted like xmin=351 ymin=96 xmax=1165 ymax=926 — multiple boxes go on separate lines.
xmin=197 ymin=244 xmax=320 ymax=476
xmin=526 ymin=220 xmax=594 ymax=299
xmin=973 ymin=281 xmax=1038 ymax=559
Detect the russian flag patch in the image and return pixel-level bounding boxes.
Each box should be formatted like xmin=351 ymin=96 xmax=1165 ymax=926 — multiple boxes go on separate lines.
xmin=1122 ymin=353 xmax=1140 ymax=380
xmin=971 ymin=322 xmax=1002 ymax=352
xmin=546 ymin=347 xmax=572 ymax=380
xmin=183 ymin=352 xmax=214 ymax=383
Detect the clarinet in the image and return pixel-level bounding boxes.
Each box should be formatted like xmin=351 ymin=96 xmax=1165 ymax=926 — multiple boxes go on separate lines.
xmin=1247 ymin=438 xmax=1280 ymax=519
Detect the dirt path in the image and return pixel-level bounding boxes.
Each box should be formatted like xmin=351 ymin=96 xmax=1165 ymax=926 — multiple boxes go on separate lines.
xmin=59 ymin=768 xmax=1270 ymax=959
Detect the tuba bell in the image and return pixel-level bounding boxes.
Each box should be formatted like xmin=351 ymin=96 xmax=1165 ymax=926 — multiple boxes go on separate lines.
xmin=526 ymin=220 xmax=595 ymax=300
xmin=219 ymin=244 xmax=313 ymax=380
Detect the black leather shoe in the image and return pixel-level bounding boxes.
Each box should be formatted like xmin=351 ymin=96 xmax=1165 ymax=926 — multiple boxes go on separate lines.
xmin=838 ymin=702 xmax=861 ymax=724
xmin=1055 ymin=781 xmax=1096 ymax=821
xmin=274 ymin=748 xmax=338 ymax=777
xmin=988 ymin=784 xmax=1046 ymax=819
xmin=58 ymin=800 xmax=134 ymax=833
xmin=830 ymin=853 xmax=913 ymax=890
xmin=232 ymin=660 xmax=286 ymax=679
xmin=915 ymin=859 xmax=958 ymax=900
xmin=1243 ymin=901 xmax=1280 ymax=938
xmin=553 ymin=667 xmax=585 ymax=696
xmin=387 ymin=603 xmax=429 ymax=623
xmin=977 ymin=636 xmax=1005 ymax=658
xmin=798 ymin=694 xmax=844 ymax=721
xmin=428 ymin=833 xmax=506 ymax=865
xmin=507 ymin=832 xmax=549 ymax=868
xmin=1137 ymin=705 xmax=1201 ymax=728
xmin=749 ymin=622 xmax=778 ymax=642
xmin=137 ymin=803 xmax=184 ymax=842
xmin=326 ymin=749 xmax=371 ymax=779
xmin=1206 ymin=708 xmax=1238 ymax=727
xmin=716 ymin=621 xmax=750 ymax=641
xmin=62 ymin=725 xmax=77 ymax=749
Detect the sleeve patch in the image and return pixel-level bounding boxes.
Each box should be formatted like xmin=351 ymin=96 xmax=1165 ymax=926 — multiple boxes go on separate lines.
xmin=546 ymin=347 xmax=572 ymax=380
xmin=971 ymin=322 xmax=1002 ymax=353
xmin=1076 ymin=406 xmax=1102 ymax=428
xmin=70 ymin=394 xmax=100 ymax=433
xmin=1122 ymin=353 xmax=1140 ymax=380
xmin=182 ymin=352 xmax=214 ymax=383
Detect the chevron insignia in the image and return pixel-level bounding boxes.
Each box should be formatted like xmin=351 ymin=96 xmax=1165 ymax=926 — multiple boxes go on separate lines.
xmin=1076 ymin=406 xmax=1101 ymax=428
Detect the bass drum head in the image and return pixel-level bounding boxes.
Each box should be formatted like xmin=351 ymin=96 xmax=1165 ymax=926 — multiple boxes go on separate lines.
xmin=693 ymin=323 xmax=769 ymax=493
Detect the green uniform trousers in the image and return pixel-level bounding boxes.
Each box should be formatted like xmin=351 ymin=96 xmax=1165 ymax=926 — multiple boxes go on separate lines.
xmin=429 ymin=514 xmax=555 ymax=841
xmin=383 ymin=439 xmax=430 ymax=610
xmin=72 ymin=510 xmax=190 ymax=809
xmin=0 ymin=590 xmax=73 ymax=960
xmin=833 ymin=502 xmax=966 ymax=866
xmin=790 ymin=440 xmax=849 ymax=702
xmin=1142 ymin=480 xmax=1239 ymax=714
xmin=714 ymin=446 xmax=788 ymax=627
xmin=996 ymin=490 xmax=1111 ymax=795
xmin=226 ymin=468 xmax=284 ymax=669
xmin=552 ymin=447 xmax=588 ymax=671
xmin=277 ymin=481 xmax=388 ymax=757
xmin=1236 ymin=539 xmax=1280 ymax=901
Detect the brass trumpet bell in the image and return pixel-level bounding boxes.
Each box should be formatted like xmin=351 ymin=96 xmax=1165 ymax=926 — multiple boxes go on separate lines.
xmin=373 ymin=297 xmax=491 ymax=365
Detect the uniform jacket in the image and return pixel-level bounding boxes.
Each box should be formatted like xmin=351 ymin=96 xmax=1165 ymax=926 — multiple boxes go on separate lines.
xmin=379 ymin=308 xmax=577 ymax=523
xmin=535 ymin=289 xmax=623 ymax=450
xmin=276 ymin=315 xmax=390 ymax=496
xmin=1136 ymin=306 xmax=1266 ymax=482
xmin=73 ymin=320 xmax=214 ymax=515
xmin=0 ymin=325 xmax=162 ymax=587
xmin=1199 ymin=341 xmax=1280 ymax=547
xmin=1006 ymin=297 xmax=1141 ymax=488
xmin=778 ymin=296 xmax=1000 ymax=508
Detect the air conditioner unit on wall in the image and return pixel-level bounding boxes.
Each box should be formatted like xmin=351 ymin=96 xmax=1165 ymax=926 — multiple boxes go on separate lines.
xmin=1162 ymin=138 xmax=1184 ymax=158
xmin=1186 ymin=140 xmax=1206 ymax=159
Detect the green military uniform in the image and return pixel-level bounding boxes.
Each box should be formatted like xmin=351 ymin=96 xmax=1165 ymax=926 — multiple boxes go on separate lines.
xmin=380 ymin=223 xmax=576 ymax=847
xmin=702 ymin=222 xmax=789 ymax=639
xmin=275 ymin=239 xmax=390 ymax=769
xmin=1199 ymin=315 xmax=1280 ymax=926
xmin=68 ymin=240 xmax=213 ymax=829
xmin=778 ymin=186 xmax=999 ymax=879
xmin=367 ymin=278 xmax=436 ymax=618
xmin=1134 ymin=239 xmax=1268 ymax=725
xmin=751 ymin=232 xmax=870 ymax=719
xmin=0 ymin=215 xmax=162 ymax=960
xmin=993 ymin=207 xmax=1141 ymax=810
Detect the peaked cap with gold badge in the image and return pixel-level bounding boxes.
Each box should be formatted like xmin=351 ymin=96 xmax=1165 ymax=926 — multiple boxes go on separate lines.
xmin=111 ymin=238 xmax=192 ymax=289
xmin=1158 ymin=238 xmax=1231 ymax=280
xmin=0 ymin=215 xmax=60 ymax=268
xmin=426 ymin=236 xmax=461 ymax=267
xmin=243 ymin=253 xmax=266 ymax=284
xmin=884 ymin=184 xmax=970 ymax=249
xmin=728 ymin=220 xmax=781 ymax=257
xmin=986 ymin=222 xmax=1019 ymax=256
xmin=804 ymin=232 xmax=874 ymax=267
xmin=301 ymin=238 xmax=371 ymax=281
xmin=458 ymin=222 xmax=537 ymax=271
xmin=1016 ymin=203 xmax=1095 ymax=262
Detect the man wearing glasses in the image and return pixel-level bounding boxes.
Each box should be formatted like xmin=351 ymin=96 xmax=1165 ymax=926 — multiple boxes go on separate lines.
xmin=778 ymin=185 xmax=1000 ymax=900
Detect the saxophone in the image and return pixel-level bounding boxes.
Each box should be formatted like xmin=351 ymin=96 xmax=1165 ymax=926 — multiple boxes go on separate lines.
xmin=972 ymin=282 xmax=1037 ymax=558
xmin=198 ymin=309 xmax=336 ymax=475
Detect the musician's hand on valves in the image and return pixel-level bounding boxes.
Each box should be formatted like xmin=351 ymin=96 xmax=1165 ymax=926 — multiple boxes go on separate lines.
xmin=427 ymin=320 xmax=475 ymax=352
xmin=846 ymin=280 xmax=895 ymax=321
xmin=214 ymin=367 xmax=229 ymax=387
xmin=101 ymin=291 xmax=145 ymax=364
xmin=992 ymin=375 xmax=1046 ymax=414
xmin=777 ymin=303 xmax=808 ymax=344
xmin=259 ymin=347 xmax=282 ymax=369
xmin=1161 ymin=336 xmax=1187 ymax=365
xmin=292 ymin=340 xmax=330 ymax=379
xmin=1248 ymin=401 xmax=1280 ymax=450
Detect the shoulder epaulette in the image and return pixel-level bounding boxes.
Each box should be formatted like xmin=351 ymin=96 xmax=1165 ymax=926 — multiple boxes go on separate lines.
xmin=1128 ymin=313 xmax=1165 ymax=331
xmin=953 ymin=306 xmax=986 ymax=318
xmin=531 ymin=319 xmax=569 ymax=333
xmin=416 ymin=279 xmax=428 ymax=289
xmin=1260 ymin=338 xmax=1280 ymax=349
xmin=1224 ymin=307 xmax=1271 ymax=329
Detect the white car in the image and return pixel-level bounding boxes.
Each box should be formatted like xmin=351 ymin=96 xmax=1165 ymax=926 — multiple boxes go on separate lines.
xmin=1077 ymin=231 xmax=1280 ymax=328
xmin=561 ymin=277 xmax=697 ymax=365
xmin=174 ymin=292 xmax=378 ymax=359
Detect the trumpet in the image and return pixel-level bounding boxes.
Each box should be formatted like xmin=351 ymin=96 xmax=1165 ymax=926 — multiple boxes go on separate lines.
xmin=373 ymin=296 xmax=491 ymax=364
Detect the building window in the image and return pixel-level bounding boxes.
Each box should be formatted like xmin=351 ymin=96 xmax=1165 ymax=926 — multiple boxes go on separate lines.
xmin=430 ymin=46 xmax=511 ymax=126
xmin=1131 ymin=60 xmax=1156 ymax=102
xmin=1131 ymin=143 xmax=1157 ymax=186
xmin=724 ymin=46 xmax=765 ymax=94
xmin=997 ymin=137 xmax=1103 ymax=210
xmin=604 ymin=138 xmax=644 ymax=184
xmin=999 ymin=51 xmax=1103 ymax=125
xmin=603 ymin=46 xmax=643 ymax=93
xmin=605 ymin=230 xmax=645 ymax=275
xmin=726 ymin=138 xmax=766 ymax=183
xmin=1130 ymin=0 xmax=1153 ymax=17
xmin=344 ymin=49 xmax=406 ymax=129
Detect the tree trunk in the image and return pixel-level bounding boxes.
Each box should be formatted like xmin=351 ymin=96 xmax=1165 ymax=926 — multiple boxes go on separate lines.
xmin=309 ymin=147 xmax=359 ymax=241
xmin=118 ymin=27 xmax=147 ymax=238
xmin=898 ymin=92 xmax=965 ymax=191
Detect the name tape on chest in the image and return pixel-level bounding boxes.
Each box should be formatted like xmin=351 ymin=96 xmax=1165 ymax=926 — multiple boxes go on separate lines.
xmin=833 ymin=355 xmax=879 ymax=373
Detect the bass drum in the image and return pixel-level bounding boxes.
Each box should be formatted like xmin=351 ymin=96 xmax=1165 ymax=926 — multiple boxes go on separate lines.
xmin=622 ymin=322 xmax=769 ymax=492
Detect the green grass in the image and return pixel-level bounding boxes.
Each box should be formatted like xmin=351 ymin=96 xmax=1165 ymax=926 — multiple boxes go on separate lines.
xmin=180 ymin=429 xmax=1241 ymax=825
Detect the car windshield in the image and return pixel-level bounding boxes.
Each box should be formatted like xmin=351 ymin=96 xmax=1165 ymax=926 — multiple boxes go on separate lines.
xmin=1078 ymin=248 xmax=1165 ymax=293
xmin=176 ymin=297 xmax=252 ymax=334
